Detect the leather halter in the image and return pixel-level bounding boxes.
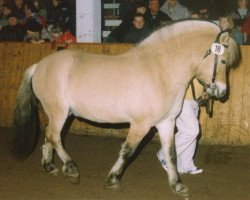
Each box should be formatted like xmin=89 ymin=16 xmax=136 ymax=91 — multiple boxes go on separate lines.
xmin=199 ymin=31 xmax=229 ymax=89
xmin=192 ymin=31 xmax=229 ymax=117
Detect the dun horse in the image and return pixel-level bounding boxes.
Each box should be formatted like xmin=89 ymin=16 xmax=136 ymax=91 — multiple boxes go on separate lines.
xmin=12 ymin=20 xmax=240 ymax=197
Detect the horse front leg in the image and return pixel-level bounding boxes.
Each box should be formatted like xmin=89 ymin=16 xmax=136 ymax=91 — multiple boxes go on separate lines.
xmin=156 ymin=117 xmax=189 ymax=197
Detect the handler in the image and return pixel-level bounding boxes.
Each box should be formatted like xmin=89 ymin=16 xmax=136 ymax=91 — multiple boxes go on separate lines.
xmin=157 ymin=78 xmax=207 ymax=174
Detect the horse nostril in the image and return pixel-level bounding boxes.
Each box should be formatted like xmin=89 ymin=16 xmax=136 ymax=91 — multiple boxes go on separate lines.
xmin=221 ymin=89 xmax=226 ymax=97
xmin=221 ymin=90 xmax=227 ymax=96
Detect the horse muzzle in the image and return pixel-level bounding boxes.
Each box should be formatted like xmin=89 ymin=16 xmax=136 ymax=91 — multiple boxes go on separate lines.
xmin=206 ymin=82 xmax=226 ymax=98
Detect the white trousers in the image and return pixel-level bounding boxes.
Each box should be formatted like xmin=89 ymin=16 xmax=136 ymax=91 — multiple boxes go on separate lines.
xmin=175 ymin=99 xmax=200 ymax=172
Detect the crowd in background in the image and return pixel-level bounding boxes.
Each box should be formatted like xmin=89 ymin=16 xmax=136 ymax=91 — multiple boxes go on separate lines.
xmin=106 ymin=0 xmax=250 ymax=45
xmin=0 ymin=0 xmax=250 ymax=45
xmin=0 ymin=0 xmax=76 ymax=48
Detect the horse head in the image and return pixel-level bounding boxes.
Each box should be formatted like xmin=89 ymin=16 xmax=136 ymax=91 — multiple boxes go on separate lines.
xmin=196 ymin=31 xmax=240 ymax=99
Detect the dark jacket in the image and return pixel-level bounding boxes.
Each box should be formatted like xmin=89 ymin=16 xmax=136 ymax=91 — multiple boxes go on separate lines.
xmin=107 ymin=13 xmax=134 ymax=43
xmin=144 ymin=10 xmax=172 ymax=31
xmin=123 ymin=24 xmax=152 ymax=43
xmin=0 ymin=24 xmax=25 ymax=41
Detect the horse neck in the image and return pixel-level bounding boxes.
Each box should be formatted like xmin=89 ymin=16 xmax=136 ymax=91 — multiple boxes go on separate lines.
xmin=139 ymin=31 xmax=215 ymax=74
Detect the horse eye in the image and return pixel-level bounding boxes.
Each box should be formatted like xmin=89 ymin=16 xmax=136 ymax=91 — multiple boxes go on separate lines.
xmin=221 ymin=60 xmax=227 ymax=64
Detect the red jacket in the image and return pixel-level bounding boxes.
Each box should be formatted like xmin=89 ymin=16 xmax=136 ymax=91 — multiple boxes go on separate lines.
xmin=241 ymin=17 xmax=250 ymax=34
xmin=54 ymin=31 xmax=76 ymax=44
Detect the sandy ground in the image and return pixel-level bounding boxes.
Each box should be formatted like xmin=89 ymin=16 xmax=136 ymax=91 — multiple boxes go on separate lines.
xmin=0 ymin=127 xmax=249 ymax=200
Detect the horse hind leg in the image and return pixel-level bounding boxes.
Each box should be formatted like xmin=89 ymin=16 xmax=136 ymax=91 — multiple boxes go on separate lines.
xmin=107 ymin=122 xmax=151 ymax=190
xmin=41 ymin=138 xmax=58 ymax=176
xmin=43 ymin=109 xmax=80 ymax=184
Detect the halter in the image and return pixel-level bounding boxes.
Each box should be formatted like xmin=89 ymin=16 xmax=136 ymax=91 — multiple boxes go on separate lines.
xmin=193 ymin=31 xmax=229 ymax=116
xmin=201 ymin=31 xmax=228 ymax=88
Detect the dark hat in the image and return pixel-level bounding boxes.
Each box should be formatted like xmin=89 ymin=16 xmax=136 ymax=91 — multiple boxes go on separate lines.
xmin=26 ymin=19 xmax=42 ymax=32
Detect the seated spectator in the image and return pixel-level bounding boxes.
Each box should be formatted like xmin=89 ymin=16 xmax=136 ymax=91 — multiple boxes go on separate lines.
xmin=24 ymin=2 xmax=47 ymax=27
xmin=184 ymin=0 xmax=218 ymax=20
xmin=0 ymin=0 xmax=6 ymax=14
xmin=24 ymin=19 xmax=44 ymax=43
xmin=49 ymin=23 xmax=76 ymax=49
xmin=0 ymin=13 xmax=25 ymax=41
xmin=190 ymin=8 xmax=209 ymax=20
xmin=31 ymin=0 xmax=47 ymax=21
xmin=219 ymin=15 xmax=244 ymax=45
xmin=123 ymin=13 xmax=151 ymax=43
xmin=119 ymin=0 xmax=134 ymax=21
xmin=144 ymin=0 xmax=171 ymax=31
xmin=0 ymin=3 xmax=14 ymax=30
xmin=46 ymin=0 xmax=70 ymax=29
xmin=160 ymin=0 xmax=190 ymax=20
xmin=105 ymin=1 xmax=148 ymax=43
xmin=240 ymin=16 xmax=250 ymax=44
xmin=230 ymin=0 xmax=250 ymax=27
xmin=13 ymin=0 xmax=26 ymax=25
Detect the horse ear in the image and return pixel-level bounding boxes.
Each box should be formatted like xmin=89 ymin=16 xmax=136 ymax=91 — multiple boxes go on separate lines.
xmin=219 ymin=32 xmax=229 ymax=45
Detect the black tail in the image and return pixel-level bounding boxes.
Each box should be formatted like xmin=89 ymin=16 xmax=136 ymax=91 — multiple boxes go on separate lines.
xmin=11 ymin=64 xmax=40 ymax=159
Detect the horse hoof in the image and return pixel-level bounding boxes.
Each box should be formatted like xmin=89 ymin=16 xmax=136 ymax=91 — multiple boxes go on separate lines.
xmin=107 ymin=175 xmax=121 ymax=191
xmin=64 ymin=173 xmax=80 ymax=184
xmin=43 ymin=162 xmax=58 ymax=176
xmin=49 ymin=168 xmax=59 ymax=176
xmin=107 ymin=180 xmax=121 ymax=191
xmin=62 ymin=161 xmax=80 ymax=184
xmin=174 ymin=183 xmax=190 ymax=197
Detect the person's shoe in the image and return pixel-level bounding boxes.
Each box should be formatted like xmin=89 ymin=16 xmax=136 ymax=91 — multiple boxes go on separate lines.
xmin=156 ymin=151 xmax=168 ymax=172
xmin=179 ymin=167 xmax=203 ymax=175
xmin=157 ymin=150 xmax=203 ymax=175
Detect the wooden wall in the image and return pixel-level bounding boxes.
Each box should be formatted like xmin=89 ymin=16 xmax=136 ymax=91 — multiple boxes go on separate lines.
xmin=0 ymin=42 xmax=249 ymax=145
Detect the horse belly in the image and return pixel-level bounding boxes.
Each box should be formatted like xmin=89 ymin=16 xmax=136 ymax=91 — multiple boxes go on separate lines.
xmin=67 ymin=87 xmax=138 ymax=123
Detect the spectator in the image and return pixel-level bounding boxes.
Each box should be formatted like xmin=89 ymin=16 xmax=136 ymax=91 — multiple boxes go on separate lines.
xmin=160 ymin=0 xmax=190 ymax=20
xmin=46 ymin=0 xmax=70 ymax=29
xmin=105 ymin=1 xmax=148 ymax=43
xmin=0 ymin=3 xmax=14 ymax=30
xmin=31 ymin=0 xmax=47 ymax=21
xmin=24 ymin=19 xmax=44 ymax=43
xmin=123 ymin=12 xmax=151 ymax=43
xmin=119 ymin=0 xmax=134 ymax=21
xmin=144 ymin=0 xmax=171 ymax=31
xmin=119 ymin=0 xmax=149 ymax=20
xmin=13 ymin=0 xmax=26 ymax=25
xmin=240 ymin=16 xmax=250 ymax=44
xmin=0 ymin=0 xmax=6 ymax=14
xmin=49 ymin=23 xmax=76 ymax=49
xmin=24 ymin=2 xmax=47 ymax=27
xmin=219 ymin=15 xmax=244 ymax=45
xmin=230 ymin=0 xmax=250 ymax=27
xmin=0 ymin=13 xmax=25 ymax=41
xmin=190 ymin=9 xmax=209 ymax=20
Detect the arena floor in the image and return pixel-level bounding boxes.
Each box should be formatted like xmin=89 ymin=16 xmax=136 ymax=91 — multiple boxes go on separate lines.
xmin=0 ymin=127 xmax=249 ymax=200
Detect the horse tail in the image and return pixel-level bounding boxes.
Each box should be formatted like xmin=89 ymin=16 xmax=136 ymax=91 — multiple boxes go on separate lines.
xmin=11 ymin=64 xmax=40 ymax=159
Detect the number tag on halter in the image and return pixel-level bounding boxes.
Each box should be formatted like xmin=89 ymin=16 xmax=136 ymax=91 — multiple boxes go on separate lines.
xmin=211 ymin=43 xmax=225 ymax=55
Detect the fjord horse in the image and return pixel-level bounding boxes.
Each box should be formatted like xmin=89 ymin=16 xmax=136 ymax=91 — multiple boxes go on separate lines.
xmin=12 ymin=20 xmax=240 ymax=197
